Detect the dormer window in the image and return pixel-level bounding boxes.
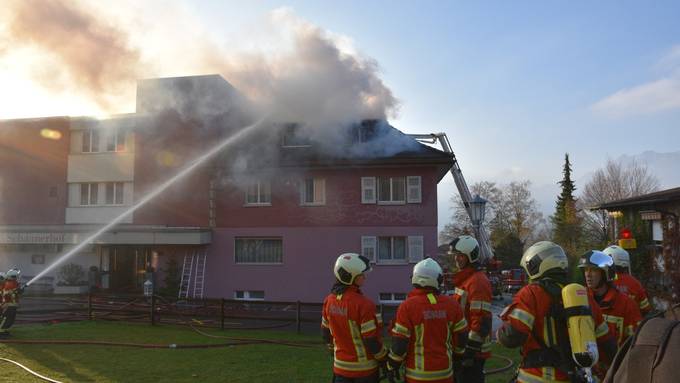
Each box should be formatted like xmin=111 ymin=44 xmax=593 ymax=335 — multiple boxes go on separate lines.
xmin=281 ymin=125 xmax=312 ymax=148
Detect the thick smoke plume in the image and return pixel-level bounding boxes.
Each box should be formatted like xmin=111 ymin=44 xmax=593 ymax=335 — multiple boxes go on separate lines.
xmin=1 ymin=0 xmax=144 ymax=110
xmin=1 ymin=2 xmax=399 ymax=129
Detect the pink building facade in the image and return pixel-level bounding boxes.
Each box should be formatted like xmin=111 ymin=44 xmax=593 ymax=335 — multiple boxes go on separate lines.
xmin=0 ymin=75 xmax=452 ymax=303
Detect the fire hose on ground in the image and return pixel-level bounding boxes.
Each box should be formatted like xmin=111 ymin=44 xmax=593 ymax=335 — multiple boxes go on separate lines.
xmin=0 ymin=356 xmax=64 ymax=383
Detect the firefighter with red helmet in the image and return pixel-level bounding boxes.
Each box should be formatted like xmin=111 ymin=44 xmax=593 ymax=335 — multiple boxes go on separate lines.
xmin=0 ymin=268 xmax=21 ymax=338
xmin=578 ymin=250 xmax=641 ymax=348
xmin=497 ymin=242 xmax=618 ymax=383
xmin=321 ymin=253 xmax=387 ymax=383
xmin=448 ymin=235 xmax=492 ymax=383
xmin=602 ymin=245 xmax=652 ymax=316
xmin=386 ymin=258 xmax=468 ymax=383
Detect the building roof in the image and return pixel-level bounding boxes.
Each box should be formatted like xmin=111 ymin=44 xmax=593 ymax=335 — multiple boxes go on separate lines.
xmin=591 ymin=186 xmax=680 ymax=210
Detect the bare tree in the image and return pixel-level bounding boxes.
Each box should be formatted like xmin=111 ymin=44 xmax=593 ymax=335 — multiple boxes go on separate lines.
xmin=580 ymin=158 xmax=660 ymax=245
xmin=439 ymin=181 xmax=502 ymax=244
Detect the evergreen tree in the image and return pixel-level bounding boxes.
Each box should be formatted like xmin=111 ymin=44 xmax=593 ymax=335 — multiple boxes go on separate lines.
xmin=551 ymin=153 xmax=583 ymax=264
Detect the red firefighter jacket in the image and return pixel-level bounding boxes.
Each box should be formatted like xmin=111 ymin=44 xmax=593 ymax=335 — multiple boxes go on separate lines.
xmin=590 ymin=286 xmax=641 ymax=347
xmin=391 ymin=289 xmax=468 ymax=383
xmin=451 ymin=267 xmax=492 ymax=359
xmin=500 ymin=283 xmax=612 ymax=383
xmin=613 ymin=272 xmax=651 ymax=316
xmin=2 ymin=280 xmax=19 ymax=306
xmin=321 ymin=285 xmax=384 ymax=378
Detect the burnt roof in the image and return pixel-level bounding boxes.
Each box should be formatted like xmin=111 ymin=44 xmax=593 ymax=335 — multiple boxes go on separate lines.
xmin=591 ymin=186 xmax=680 ymax=210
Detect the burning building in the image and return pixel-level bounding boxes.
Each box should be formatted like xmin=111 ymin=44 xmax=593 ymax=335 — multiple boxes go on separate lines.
xmin=0 ymin=74 xmax=453 ymax=303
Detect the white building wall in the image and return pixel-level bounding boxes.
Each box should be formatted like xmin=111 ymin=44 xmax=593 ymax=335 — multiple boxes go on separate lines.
xmin=0 ymin=244 xmax=98 ymax=287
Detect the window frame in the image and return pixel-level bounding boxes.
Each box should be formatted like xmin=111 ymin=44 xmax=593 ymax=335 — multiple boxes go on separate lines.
xmin=377 ymin=236 xmax=408 ymax=263
xmin=82 ymin=129 xmax=100 ymax=153
xmin=80 ymin=183 xmax=98 ymax=206
xmin=234 ymin=237 xmax=283 ymax=265
xmin=105 ymin=182 xmax=125 ymax=205
xmin=363 ymin=235 xmax=424 ymax=264
xmin=105 ymin=128 xmax=126 ymax=152
xmin=244 ymin=181 xmax=272 ymax=206
xmin=300 ymin=177 xmax=326 ymax=206
xmin=377 ymin=176 xmax=406 ymax=205
xmin=234 ymin=290 xmax=265 ymax=301
xmin=378 ymin=292 xmax=407 ymax=304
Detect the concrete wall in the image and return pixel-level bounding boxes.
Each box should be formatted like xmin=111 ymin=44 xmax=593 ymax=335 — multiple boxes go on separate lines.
xmin=0 ymin=244 xmax=98 ymax=286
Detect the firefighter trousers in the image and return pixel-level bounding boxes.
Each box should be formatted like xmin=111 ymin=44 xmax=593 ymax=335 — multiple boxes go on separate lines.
xmin=0 ymin=306 xmax=17 ymax=333
xmin=333 ymin=371 xmax=379 ymax=383
xmin=455 ymin=358 xmax=486 ymax=383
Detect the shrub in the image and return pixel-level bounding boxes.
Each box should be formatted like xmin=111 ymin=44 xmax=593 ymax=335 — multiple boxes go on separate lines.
xmin=57 ymin=263 xmax=86 ymax=286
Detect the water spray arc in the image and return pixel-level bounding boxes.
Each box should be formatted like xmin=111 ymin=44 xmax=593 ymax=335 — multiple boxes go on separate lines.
xmin=26 ymin=118 xmax=267 ymax=287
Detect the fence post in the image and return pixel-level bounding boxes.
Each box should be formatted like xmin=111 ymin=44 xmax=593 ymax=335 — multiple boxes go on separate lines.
xmin=220 ymin=298 xmax=225 ymax=330
xmin=296 ymin=300 xmax=301 ymax=334
xmin=150 ymin=294 xmax=156 ymax=326
xmin=88 ymin=291 xmax=93 ymax=320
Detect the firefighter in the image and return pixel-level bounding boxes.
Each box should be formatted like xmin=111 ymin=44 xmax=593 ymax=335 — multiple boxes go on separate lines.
xmin=321 ymin=253 xmax=387 ymax=383
xmin=448 ymin=235 xmax=492 ymax=383
xmin=0 ymin=268 xmax=21 ymax=338
xmin=602 ymin=245 xmax=652 ymax=316
xmin=578 ymin=250 xmax=641 ymax=348
xmin=496 ymin=241 xmax=617 ymax=383
xmin=387 ymin=258 xmax=469 ymax=383
xmin=0 ymin=272 xmax=6 ymax=319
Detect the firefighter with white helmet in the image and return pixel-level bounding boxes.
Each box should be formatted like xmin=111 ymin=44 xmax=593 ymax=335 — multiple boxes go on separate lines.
xmin=447 ymin=235 xmax=492 ymax=383
xmin=579 ymin=251 xmax=641 ymax=348
xmin=497 ymin=242 xmax=617 ymax=383
xmin=0 ymin=268 xmax=22 ymax=338
xmin=602 ymin=245 xmax=651 ymax=316
xmin=321 ymin=253 xmax=386 ymax=382
xmin=387 ymin=258 xmax=468 ymax=382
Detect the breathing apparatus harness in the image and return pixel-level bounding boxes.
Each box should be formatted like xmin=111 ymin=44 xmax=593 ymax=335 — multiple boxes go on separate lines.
xmin=522 ymin=276 xmax=597 ymax=383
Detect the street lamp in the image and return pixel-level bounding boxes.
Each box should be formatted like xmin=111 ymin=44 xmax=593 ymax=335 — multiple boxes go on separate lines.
xmin=469 ymin=194 xmax=488 ymax=228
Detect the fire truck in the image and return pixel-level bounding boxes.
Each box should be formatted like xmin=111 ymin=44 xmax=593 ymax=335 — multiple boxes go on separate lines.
xmin=501 ymin=268 xmax=527 ymax=293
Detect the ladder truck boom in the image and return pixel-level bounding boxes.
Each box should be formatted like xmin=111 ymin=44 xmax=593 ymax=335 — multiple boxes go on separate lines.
xmin=408 ymin=133 xmax=494 ymax=262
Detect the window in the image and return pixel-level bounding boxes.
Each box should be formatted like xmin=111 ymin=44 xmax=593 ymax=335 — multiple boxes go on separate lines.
xmin=281 ymin=125 xmax=312 ymax=147
xmin=235 ymin=238 xmax=282 ymax=264
xmin=80 ymin=183 xmax=98 ymax=205
xmin=361 ymin=177 xmax=376 ymax=204
xmin=379 ymin=292 xmax=407 ymax=304
xmin=378 ymin=177 xmax=406 ymax=203
xmin=234 ymin=290 xmax=265 ymax=301
xmin=300 ymin=178 xmax=325 ymax=205
xmin=105 ymin=182 xmax=124 ymax=205
xmin=362 ymin=176 xmax=421 ymax=204
xmin=82 ymin=129 xmax=99 ymax=153
xmin=31 ymin=254 xmax=45 ymax=265
xmin=379 ymin=236 xmax=407 ymax=261
xmin=362 ymin=235 xmax=424 ymax=264
xmin=245 ymin=181 xmax=271 ymax=205
xmin=105 ymin=128 xmax=126 ymax=152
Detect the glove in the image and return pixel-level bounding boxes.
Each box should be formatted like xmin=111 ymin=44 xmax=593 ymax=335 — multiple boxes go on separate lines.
xmin=325 ymin=343 xmax=334 ymax=356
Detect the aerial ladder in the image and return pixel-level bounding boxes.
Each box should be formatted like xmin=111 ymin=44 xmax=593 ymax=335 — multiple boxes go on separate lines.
xmin=408 ymin=133 xmax=494 ymax=262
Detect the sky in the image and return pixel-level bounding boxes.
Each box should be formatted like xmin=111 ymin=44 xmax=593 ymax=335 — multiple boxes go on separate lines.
xmin=2 ymin=1 xmax=680 ymax=232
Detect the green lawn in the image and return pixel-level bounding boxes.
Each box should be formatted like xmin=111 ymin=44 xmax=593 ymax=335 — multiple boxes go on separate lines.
xmin=0 ymin=321 xmax=520 ymax=382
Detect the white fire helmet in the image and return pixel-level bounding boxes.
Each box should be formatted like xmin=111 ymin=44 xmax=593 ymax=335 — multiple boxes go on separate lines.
xmin=411 ymin=258 xmax=443 ymax=289
xmin=521 ymin=241 xmax=568 ymax=280
xmin=448 ymin=235 xmax=480 ymax=264
xmin=0 ymin=272 xmax=5 ymax=282
xmin=334 ymin=253 xmax=371 ymax=285
xmin=602 ymin=245 xmax=631 ymax=273
xmin=6 ymin=268 xmax=20 ymax=280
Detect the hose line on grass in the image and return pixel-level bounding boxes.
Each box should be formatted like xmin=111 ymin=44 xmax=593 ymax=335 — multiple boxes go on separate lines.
xmin=0 ymin=357 xmax=64 ymax=383
xmin=188 ymin=324 xmax=320 ymax=348
xmin=483 ymin=355 xmax=515 ymax=375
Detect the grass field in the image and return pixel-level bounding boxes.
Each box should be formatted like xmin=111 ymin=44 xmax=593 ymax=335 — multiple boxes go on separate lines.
xmin=0 ymin=321 xmax=520 ymax=382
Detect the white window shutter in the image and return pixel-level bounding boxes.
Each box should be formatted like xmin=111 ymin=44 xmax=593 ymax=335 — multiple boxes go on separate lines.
xmin=408 ymin=236 xmax=424 ymax=263
xmin=315 ymin=178 xmax=325 ymax=204
xmin=361 ymin=236 xmax=377 ymax=263
xmin=407 ymin=176 xmax=421 ymax=203
xmin=361 ymin=177 xmax=376 ymax=204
